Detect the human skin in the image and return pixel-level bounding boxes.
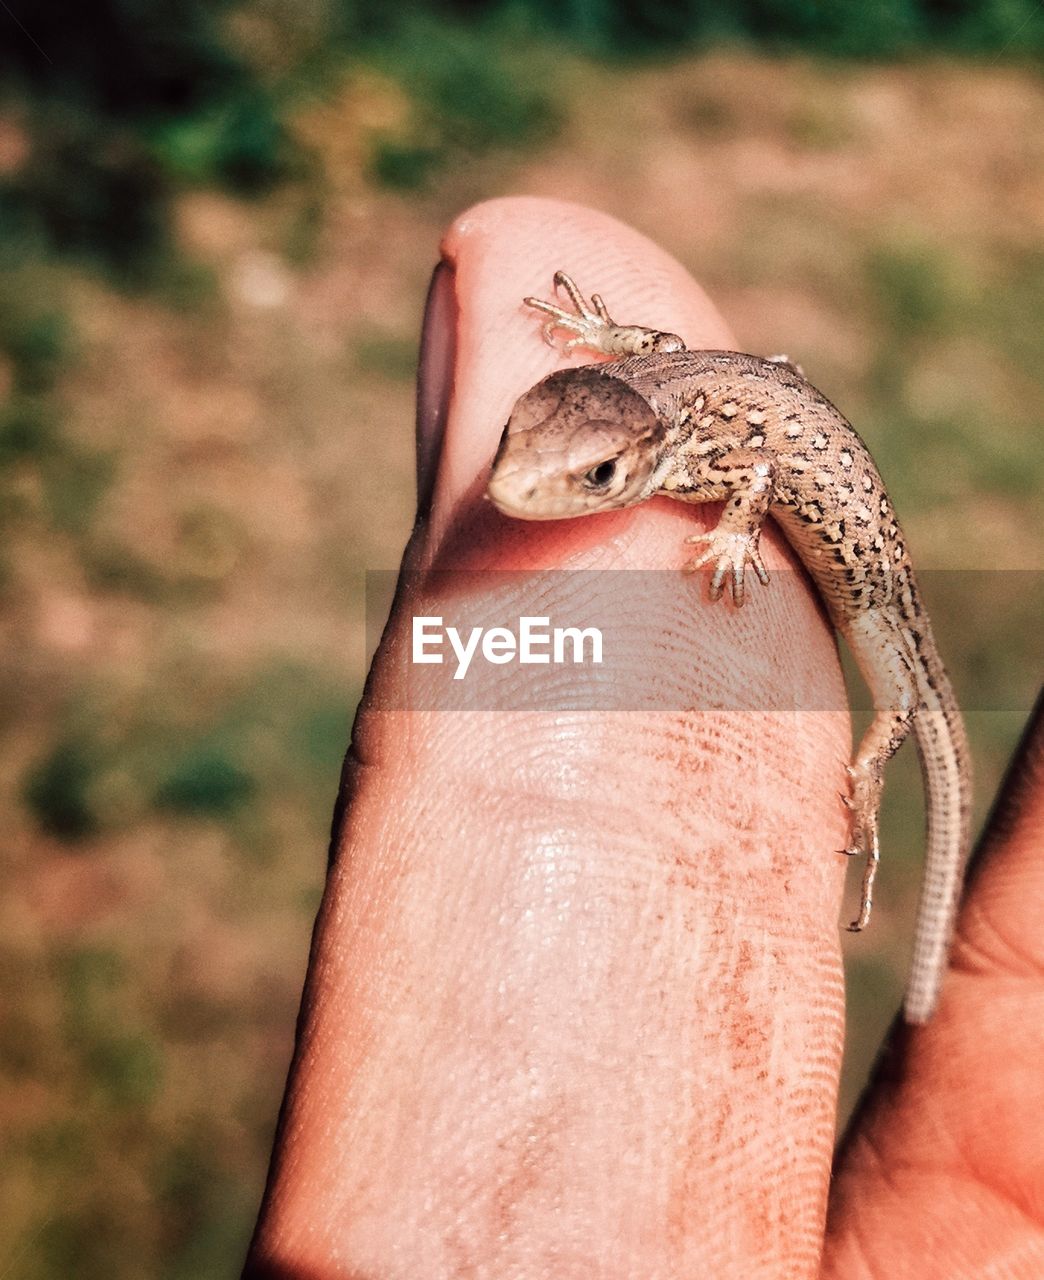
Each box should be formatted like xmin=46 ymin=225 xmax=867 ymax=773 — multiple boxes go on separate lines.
xmin=243 ymin=198 xmax=1044 ymax=1278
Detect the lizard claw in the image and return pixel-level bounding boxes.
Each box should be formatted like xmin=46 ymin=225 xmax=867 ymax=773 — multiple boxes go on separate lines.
xmin=526 ymin=296 xmax=608 ymax=353
xmin=843 ymin=760 xmax=884 ymax=930
xmin=524 ymin=272 xmax=612 ymax=353
xmin=540 ymin=319 xmax=562 ymax=348
xmin=683 ymin=530 xmax=768 ymax=606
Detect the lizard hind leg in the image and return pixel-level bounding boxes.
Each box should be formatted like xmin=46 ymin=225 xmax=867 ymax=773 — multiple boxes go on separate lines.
xmin=844 ymin=703 xmax=916 ymax=931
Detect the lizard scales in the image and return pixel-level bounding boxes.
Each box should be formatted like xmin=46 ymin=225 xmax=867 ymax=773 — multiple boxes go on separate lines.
xmin=486 ymin=272 xmax=971 ymax=1024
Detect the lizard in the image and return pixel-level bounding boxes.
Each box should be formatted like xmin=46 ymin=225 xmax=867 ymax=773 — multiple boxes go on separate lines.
xmin=485 ymin=270 xmax=971 ymax=1024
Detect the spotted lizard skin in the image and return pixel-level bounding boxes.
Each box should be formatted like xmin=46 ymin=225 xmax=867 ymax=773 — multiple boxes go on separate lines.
xmin=487 ymin=273 xmax=972 ymax=1023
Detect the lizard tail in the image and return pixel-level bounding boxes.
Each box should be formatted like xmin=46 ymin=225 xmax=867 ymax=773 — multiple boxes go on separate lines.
xmin=905 ymin=666 xmax=972 ymax=1023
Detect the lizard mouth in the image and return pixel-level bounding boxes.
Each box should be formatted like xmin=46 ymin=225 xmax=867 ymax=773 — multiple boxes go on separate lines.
xmin=486 ymin=466 xmax=568 ymax=520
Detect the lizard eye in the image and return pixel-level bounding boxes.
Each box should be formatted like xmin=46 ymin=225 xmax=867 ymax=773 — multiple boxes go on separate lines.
xmin=582 ymin=459 xmax=618 ymax=489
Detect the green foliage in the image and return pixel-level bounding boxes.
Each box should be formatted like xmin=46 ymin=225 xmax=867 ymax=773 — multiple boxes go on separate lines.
xmin=868 ymin=240 xmax=965 ymax=338
xmin=0 ymin=407 xmax=116 ymax=556
xmin=155 ymin=747 xmax=256 ymax=817
xmin=3 ymin=1 xmax=243 ymax=117
xmin=155 ymin=1139 xmax=257 ymax=1280
xmin=35 ymin=1206 xmax=124 ymax=1280
xmin=21 ymin=663 xmax=352 ymax=843
xmin=353 ymin=329 xmax=419 ymax=380
xmin=0 ymin=259 xmax=120 ymax=560
xmin=150 ymin=255 xmax=221 ymax=313
xmin=55 ymin=944 xmax=163 ymax=1121
xmin=463 ymin=0 xmax=1043 ymax=54
xmin=3 ymin=0 xmax=1039 ymax=275
xmin=86 ymin=1031 xmax=164 ymax=1107
xmin=741 ymin=0 xmax=924 ymax=57
xmin=860 ymin=238 xmax=1040 ymax=516
xmin=0 ymin=264 xmax=73 ymax=532
xmin=0 ymin=290 xmax=71 ymax=394
xmin=2 ymin=108 xmax=169 ymax=282
xmin=928 ymin=0 xmax=1044 ymax=53
xmin=149 ymin=93 xmax=292 ymax=194
xmin=83 ymin=541 xmax=171 ymax=601
xmin=1 ymin=0 xmax=290 ymax=280
xmin=364 ymin=15 xmax=559 ymax=189
xmin=979 ymin=247 xmax=1044 ymax=381
xmin=397 ymin=19 xmax=557 ymax=150
xmin=42 ymin=445 xmax=116 ymax=535
xmin=23 ymin=739 xmax=102 ymax=840
xmin=369 ymin=139 xmax=443 ymax=191
xmin=0 ymin=398 xmax=59 ymax=465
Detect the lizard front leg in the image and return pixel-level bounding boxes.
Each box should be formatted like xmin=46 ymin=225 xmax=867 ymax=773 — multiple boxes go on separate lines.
xmin=680 ymin=448 xmax=776 ymax=606
xmin=524 ymin=271 xmax=686 ymax=357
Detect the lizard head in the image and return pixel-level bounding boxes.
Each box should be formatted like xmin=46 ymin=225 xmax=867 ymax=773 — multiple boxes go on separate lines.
xmin=487 ymin=367 xmax=665 ymax=520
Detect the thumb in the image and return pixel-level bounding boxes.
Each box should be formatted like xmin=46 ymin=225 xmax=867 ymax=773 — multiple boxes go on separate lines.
xmin=246 ymin=197 xmax=851 ymax=1279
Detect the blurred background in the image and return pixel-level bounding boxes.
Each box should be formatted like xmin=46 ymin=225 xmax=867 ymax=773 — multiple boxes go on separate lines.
xmin=0 ymin=2 xmax=1041 ymax=1275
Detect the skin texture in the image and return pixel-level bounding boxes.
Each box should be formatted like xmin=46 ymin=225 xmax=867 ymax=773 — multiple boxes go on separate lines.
xmin=243 ymin=198 xmax=1044 ymax=1279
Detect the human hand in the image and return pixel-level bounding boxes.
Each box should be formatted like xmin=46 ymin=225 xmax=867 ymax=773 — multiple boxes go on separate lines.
xmin=243 ymin=199 xmax=1044 ymax=1279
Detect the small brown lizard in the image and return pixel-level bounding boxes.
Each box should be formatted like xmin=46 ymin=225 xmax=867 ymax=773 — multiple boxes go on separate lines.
xmin=486 ymin=271 xmax=971 ymax=1024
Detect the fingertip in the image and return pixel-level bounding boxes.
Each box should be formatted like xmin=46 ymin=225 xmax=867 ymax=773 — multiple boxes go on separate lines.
xmin=420 ymin=196 xmax=736 ymax=565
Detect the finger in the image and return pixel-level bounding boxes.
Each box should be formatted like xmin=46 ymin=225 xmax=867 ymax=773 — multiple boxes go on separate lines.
xmin=246 ymin=197 xmax=851 ymax=1279
xmin=419 ymin=196 xmax=739 ymax=565
xmin=823 ymin=693 xmax=1044 ymax=1278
